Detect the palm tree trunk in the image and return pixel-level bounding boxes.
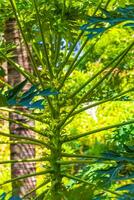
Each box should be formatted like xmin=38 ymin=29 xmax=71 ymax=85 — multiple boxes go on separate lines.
xmin=4 ymin=18 xmax=36 ymax=198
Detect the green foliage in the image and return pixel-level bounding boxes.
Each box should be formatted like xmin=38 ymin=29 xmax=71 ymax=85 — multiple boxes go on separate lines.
xmin=81 ymin=5 xmax=134 ymax=39
xmin=0 ymin=79 xmax=59 ymax=108
xmin=0 ymin=67 xmax=5 ymax=77
xmin=0 ymin=0 xmax=134 ymax=199
xmin=111 ymin=124 xmax=134 ymax=151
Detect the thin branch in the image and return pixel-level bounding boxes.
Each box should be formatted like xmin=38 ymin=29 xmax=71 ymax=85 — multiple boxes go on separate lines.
xmin=104 ymin=0 xmax=112 ymax=9
xmin=32 ymin=0 xmax=54 ymax=81
xmin=62 ymin=0 xmax=66 ymax=17
xmin=62 ymin=119 xmax=134 ymax=142
xmin=0 ymin=141 xmax=43 ymax=146
xmin=0 ymin=51 xmax=35 ymax=84
xmin=9 ymin=0 xmax=45 ymax=88
xmin=0 ymin=107 xmax=47 ymax=123
xmin=57 ymin=0 xmax=103 ymax=74
xmin=62 ymin=173 xmax=121 ymax=197
xmin=43 ymin=188 xmax=52 ymax=200
xmin=58 ymin=0 xmax=111 ymax=89
xmin=33 ymin=45 xmax=56 ymax=118
xmin=0 ymin=115 xmax=50 ymax=138
xmin=0 ymin=79 xmax=12 ymax=89
xmin=69 ymin=41 xmax=134 ymax=99
xmin=0 ymin=130 xmax=50 ymax=148
xmin=0 ymin=157 xmax=49 ymax=164
xmin=58 ymin=38 xmax=89 ymax=90
xmin=62 ymin=153 xmax=100 ymax=159
xmin=72 ymin=40 xmax=134 ymax=104
xmin=0 ymin=170 xmax=52 ymax=186
xmin=23 ymin=179 xmax=50 ymax=199
xmin=32 ymin=42 xmax=49 ymax=71
xmin=59 ymin=41 xmax=134 ymax=128
xmin=60 ymin=24 xmax=116 ymax=90
xmin=57 ymin=160 xmax=97 ymax=165
xmin=57 ymin=32 xmax=83 ymax=75
xmin=54 ymin=33 xmax=61 ymax=68
xmin=0 ymin=115 xmax=39 ymax=134
xmin=71 ymin=88 xmax=134 ymax=116
xmin=61 ymin=153 xmax=111 ymax=160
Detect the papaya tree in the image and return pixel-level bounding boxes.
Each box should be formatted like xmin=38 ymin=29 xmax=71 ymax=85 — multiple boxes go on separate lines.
xmin=0 ymin=0 xmax=134 ymax=199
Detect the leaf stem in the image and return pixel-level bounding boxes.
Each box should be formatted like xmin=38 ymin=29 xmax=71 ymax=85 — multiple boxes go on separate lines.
xmin=62 ymin=119 xmax=134 ymax=142
xmin=32 ymin=0 xmax=54 ymax=81
xmin=23 ymin=179 xmax=50 ymax=199
xmin=0 ymin=115 xmax=41 ymax=135
xmin=0 ymin=170 xmax=52 ymax=186
xmin=0 ymin=158 xmax=49 ymax=164
xmin=9 ymin=0 xmax=44 ymax=87
xmin=0 ymin=107 xmax=47 ymax=123
xmin=57 ymin=160 xmax=97 ymax=165
xmin=0 ymin=141 xmax=43 ymax=146
xmin=71 ymin=88 xmax=134 ymax=116
xmin=0 ymin=130 xmax=50 ymax=148
xmin=0 ymin=51 xmax=35 ymax=84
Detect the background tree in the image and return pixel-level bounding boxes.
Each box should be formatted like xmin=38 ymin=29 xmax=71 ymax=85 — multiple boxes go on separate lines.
xmin=4 ymin=18 xmax=36 ymax=198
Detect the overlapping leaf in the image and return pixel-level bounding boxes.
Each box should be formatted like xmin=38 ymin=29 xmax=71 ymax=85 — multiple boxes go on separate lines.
xmin=0 ymin=79 xmax=59 ymax=109
xmin=0 ymin=192 xmax=21 ymax=200
xmin=81 ymin=6 xmax=134 ymax=39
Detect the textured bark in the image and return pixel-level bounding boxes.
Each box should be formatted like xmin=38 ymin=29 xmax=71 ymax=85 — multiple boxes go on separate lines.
xmin=4 ymin=18 xmax=36 ymax=198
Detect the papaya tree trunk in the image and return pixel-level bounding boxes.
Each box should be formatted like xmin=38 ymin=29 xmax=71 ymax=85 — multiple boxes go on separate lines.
xmin=4 ymin=18 xmax=36 ymax=198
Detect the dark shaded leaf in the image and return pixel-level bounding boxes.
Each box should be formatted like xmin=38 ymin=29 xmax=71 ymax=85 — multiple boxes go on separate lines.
xmin=0 ymin=192 xmax=6 ymax=200
xmin=0 ymin=67 xmax=5 ymax=77
xmin=19 ymin=97 xmax=44 ymax=109
xmin=101 ymin=151 xmax=134 ymax=163
xmin=116 ymin=184 xmax=134 ymax=193
xmin=100 ymin=8 xmax=111 ymax=18
xmin=7 ymin=79 xmax=27 ymax=99
xmin=114 ymin=172 xmax=134 ymax=181
xmin=81 ymin=6 xmax=134 ymax=39
xmin=27 ymin=99 xmax=44 ymax=109
xmin=117 ymin=194 xmax=132 ymax=200
xmin=124 ymin=144 xmax=134 ymax=153
xmin=18 ymin=98 xmax=32 ymax=108
xmin=7 ymin=98 xmax=17 ymax=106
xmin=87 ymin=33 xmax=98 ymax=39
xmin=9 ymin=196 xmax=22 ymax=200
xmin=123 ymin=23 xmax=134 ymax=28
xmin=96 ymin=163 xmax=123 ymax=182
xmin=86 ymin=27 xmax=106 ymax=33
xmin=21 ymin=85 xmax=37 ymax=99
xmin=117 ymin=6 xmax=134 ymax=16
xmin=19 ymin=91 xmax=37 ymax=104
xmin=101 ymin=151 xmax=120 ymax=159
xmin=38 ymin=89 xmax=59 ymax=96
xmin=80 ymin=24 xmax=89 ymax=30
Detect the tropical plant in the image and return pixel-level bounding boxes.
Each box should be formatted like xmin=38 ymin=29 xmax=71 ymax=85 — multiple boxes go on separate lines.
xmin=0 ymin=0 xmax=134 ymax=199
